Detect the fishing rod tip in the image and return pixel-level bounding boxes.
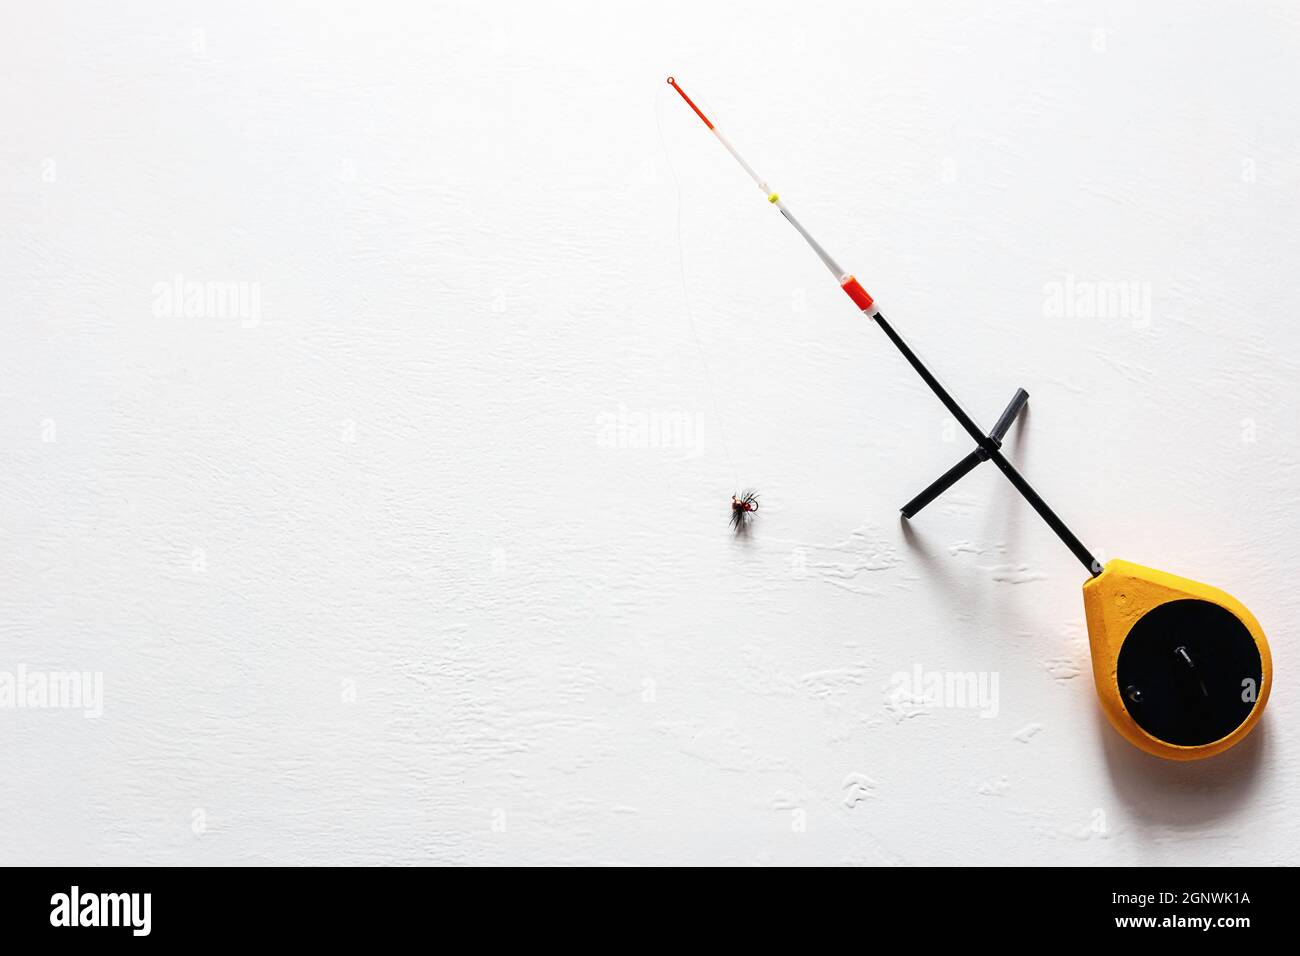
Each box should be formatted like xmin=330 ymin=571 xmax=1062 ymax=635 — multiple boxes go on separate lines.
xmin=664 ymin=75 xmax=714 ymax=129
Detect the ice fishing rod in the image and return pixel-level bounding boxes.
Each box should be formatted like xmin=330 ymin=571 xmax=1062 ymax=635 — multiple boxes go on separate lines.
xmin=668 ymin=77 xmax=1099 ymax=577
xmin=667 ymin=76 xmax=1272 ymax=760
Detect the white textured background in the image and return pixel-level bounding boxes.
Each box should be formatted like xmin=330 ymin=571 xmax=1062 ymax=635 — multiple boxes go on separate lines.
xmin=2 ymin=1 xmax=1297 ymax=866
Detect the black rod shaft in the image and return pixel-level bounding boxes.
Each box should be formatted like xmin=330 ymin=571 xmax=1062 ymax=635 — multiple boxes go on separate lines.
xmin=874 ymin=312 xmax=987 ymax=446
xmin=985 ymin=447 xmax=1102 ymax=575
xmin=872 ymin=312 xmax=1102 ymax=576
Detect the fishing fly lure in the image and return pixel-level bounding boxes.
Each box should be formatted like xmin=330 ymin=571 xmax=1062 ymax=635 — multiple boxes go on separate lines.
xmin=668 ymin=75 xmax=1272 ymax=761
xmin=730 ymin=490 xmax=759 ymax=532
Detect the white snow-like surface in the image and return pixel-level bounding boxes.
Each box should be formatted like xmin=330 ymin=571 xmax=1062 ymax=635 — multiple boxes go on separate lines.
xmin=2 ymin=0 xmax=1296 ymax=865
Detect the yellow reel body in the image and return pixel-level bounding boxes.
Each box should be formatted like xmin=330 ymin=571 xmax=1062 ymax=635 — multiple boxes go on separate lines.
xmin=1082 ymin=560 xmax=1271 ymax=760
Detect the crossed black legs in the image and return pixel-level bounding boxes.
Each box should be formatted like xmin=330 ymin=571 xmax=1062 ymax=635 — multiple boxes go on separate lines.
xmin=873 ymin=312 xmax=1101 ymax=575
xmin=900 ymin=388 xmax=1029 ymax=518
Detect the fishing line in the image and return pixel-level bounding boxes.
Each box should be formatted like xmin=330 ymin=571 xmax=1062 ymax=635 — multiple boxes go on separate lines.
xmin=654 ymin=81 xmax=741 ymax=489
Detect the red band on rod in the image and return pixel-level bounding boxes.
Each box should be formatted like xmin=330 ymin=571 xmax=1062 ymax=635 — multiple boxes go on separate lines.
xmin=667 ymin=76 xmax=714 ymax=130
xmin=841 ymin=275 xmax=875 ymax=311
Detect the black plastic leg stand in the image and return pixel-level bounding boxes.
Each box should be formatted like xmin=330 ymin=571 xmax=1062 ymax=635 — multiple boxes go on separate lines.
xmin=900 ymin=388 xmax=1029 ymax=518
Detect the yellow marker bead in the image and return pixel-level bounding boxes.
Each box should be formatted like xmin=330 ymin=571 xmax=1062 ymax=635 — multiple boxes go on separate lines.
xmin=767 ymin=192 xmax=779 ymax=204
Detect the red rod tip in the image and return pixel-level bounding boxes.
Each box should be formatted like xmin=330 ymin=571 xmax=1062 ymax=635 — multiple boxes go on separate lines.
xmin=665 ymin=76 xmax=714 ymax=130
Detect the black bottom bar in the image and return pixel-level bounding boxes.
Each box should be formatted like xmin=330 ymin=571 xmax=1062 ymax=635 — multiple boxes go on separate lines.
xmin=873 ymin=311 xmax=1102 ymax=576
xmin=0 ymin=865 xmax=1283 ymax=939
